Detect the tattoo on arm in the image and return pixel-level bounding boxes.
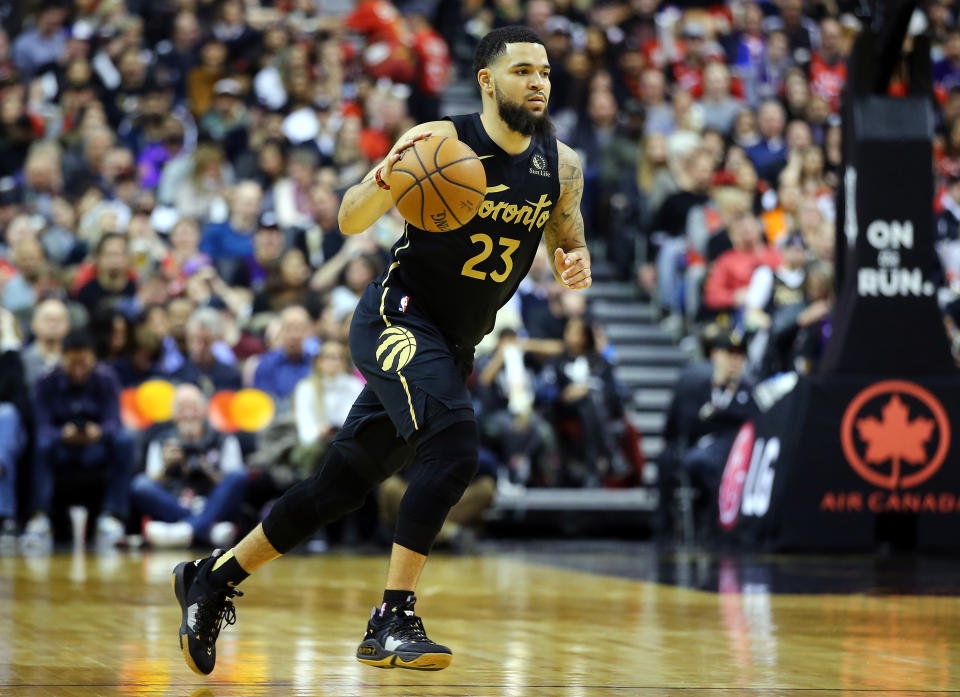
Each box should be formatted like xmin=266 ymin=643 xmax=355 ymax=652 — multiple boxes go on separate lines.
xmin=545 ymin=146 xmax=587 ymax=255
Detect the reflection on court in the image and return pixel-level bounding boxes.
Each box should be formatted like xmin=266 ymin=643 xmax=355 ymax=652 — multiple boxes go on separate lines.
xmin=1 ymin=546 xmax=959 ymax=696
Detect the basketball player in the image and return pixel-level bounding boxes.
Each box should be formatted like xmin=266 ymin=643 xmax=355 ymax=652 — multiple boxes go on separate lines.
xmin=172 ymin=26 xmax=592 ymax=675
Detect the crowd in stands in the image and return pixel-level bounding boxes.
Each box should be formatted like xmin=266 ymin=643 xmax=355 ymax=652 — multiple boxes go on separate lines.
xmin=0 ymin=0 xmax=646 ymax=551
xmin=619 ymin=0 xmax=960 ymax=538
xmin=1 ymin=0 xmax=959 ymax=549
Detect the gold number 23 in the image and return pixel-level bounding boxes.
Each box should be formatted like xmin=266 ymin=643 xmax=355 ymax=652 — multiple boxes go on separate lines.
xmin=461 ymin=234 xmax=521 ymax=283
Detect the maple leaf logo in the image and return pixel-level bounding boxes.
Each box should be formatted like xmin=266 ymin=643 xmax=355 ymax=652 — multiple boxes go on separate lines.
xmin=855 ymin=395 xmax=935 ymax=489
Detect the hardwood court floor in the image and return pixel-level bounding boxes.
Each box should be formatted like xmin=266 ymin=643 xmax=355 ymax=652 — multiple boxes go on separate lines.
xmin=1 ymin=544 xmax=960 ymax=697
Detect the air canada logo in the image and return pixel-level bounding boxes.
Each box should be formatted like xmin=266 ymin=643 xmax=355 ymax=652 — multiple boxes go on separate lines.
xmin=376 ymin=326 xmax=417 ymax=372
xmin=840 ymin=380 xmax=951 ymax=490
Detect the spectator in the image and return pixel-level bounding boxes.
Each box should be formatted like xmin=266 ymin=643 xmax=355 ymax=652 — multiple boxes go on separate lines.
xmin=658 ymin=327 xmax=756 ymax=537
xmin=753 ymin=30 xmax=793 ymax=106
xmin=173 ymin=307 xmax=242 ymax=395
xmin=570 ymin=89 xmax=640 ymax=275
xmin=789 ymin=261 xmax=834 ymax=374
xmin=2 ymin=236 xmax=47 ymax=317
xmin=26 ymin=330 xmax=132 ymax=547
xmin=12 ymin=5 xmax=67 ymax=78
xmin=933 ymin=29 xmax=960 ymax=92
xmin=161 ymin=141 xmax=235 ymax=221
xmin=776 ymin=0 xmax=818 ymax=66
xmin=294 ymin=183 xmax=344 ymax=269
xmin=253 ymin=305 xmax=315 ymax=402
xmin=229 ymin=212 xmax=286 ymax=295
xmin=22 ymin=297 xmax=70 ymax=385
xmin=273 ymin=148 xmax=318 ymax=232
xmin=327 ymin=253 xmax=382 ymax=321
xmin=476 ymin=329 xmax=561 ymax=487
xmin=0 ymin=308 xmax=30 ymax=544
xmin=74 ymin=233 xmax=137 ymax=317
xmin=936 ymin=174 xmax=960 ymax=286
xmin=704 ymin=211 xmax=782 ymax=312
xmin=744 ymin=232 xmax=809 ymax=374
xmin=700 ymin=63 xmax=743 ymax=136
xmin=641 ymin=68 xmax=674 ymax=136
xmin=809 ymin=18 xmax=848 ymax=113
xmin=136 ymin=383 xmax=247 ymax=549
xmin=201 ymin=79 xmax=250 ymax=164
xmin=253 ymin=248 xmax=316 ymax=314
xmin=165 ymin=296 xmax=197 ymax=360
xmin=648 ymin=147 xmax=716 ymax=316
xmin=200 ymin=180 xmax=263 ymax=279
xmin=291 ymin=339 xmax=364 ymax=475
xmin=542 ymin=317 xmax=627 ymax=486
xmin=746 ymin=99 xmax=788 ymax=183
xmin=162 ymin=218 xmax=211 ymax=296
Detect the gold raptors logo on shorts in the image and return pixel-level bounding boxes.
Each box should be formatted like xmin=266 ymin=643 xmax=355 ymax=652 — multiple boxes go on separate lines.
xmin=376 ymin=326 xmax=417 ymax=372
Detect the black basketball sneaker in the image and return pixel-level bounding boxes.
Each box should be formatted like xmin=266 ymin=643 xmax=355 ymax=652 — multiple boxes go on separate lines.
xmin=356 ymin=594 xmax=452 ymax=670
xmin=172 ymin=549 xmax=243 ymax=675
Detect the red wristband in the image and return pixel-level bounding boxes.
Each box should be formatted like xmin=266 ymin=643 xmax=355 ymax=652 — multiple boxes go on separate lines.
xmin=375 ymin=166 xmax=391 ymax=191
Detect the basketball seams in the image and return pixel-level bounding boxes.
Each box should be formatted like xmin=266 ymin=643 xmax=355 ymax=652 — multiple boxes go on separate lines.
xmin=393 ymin=138 xmax=485 ymax=232
xmin=392 ymin=169 xmax=422 ymax=207
xmin=417 ymin=137 xmax=463 ymax=228
xmin=433 ymin=143 xmax=486 ymax=197
xmin=411 ymin=139 xmax=457 ymax=229
xmin=437 ymin=155 xmax=482 ymax=172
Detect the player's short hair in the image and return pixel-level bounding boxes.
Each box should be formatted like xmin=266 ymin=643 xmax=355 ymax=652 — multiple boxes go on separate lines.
xmin=472 ymin=26 xmax=545 ymax=76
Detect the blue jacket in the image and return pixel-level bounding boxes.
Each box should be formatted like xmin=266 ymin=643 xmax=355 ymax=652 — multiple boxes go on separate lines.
xmin=253 ymin=349 xmax=314 ymax=400
xmin=200 ymin=221 xmax=255 ymax=261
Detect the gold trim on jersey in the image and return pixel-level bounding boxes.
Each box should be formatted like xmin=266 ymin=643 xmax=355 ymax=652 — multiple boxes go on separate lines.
xmin=379 ymin=229 xmax=418 ymax=430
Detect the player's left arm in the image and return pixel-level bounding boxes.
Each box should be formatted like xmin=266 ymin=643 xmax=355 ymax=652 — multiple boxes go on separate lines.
xmin=544 ymin=142 xmax=591 ymax=291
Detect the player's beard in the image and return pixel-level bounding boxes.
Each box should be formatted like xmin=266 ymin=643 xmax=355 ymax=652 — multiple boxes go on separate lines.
xmin=494 ymin=84 xmax=554 ymax=138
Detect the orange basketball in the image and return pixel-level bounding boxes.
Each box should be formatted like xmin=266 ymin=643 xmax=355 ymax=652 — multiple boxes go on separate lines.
xmin=389 ymin=136 xmax=486 ymax=232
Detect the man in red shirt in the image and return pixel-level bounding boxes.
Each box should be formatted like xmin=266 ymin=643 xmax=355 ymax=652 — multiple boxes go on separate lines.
xmin=704 ymin=211 xmax=781 ymax=311
xmin=809 ymin=18 xmax=847 ymax=113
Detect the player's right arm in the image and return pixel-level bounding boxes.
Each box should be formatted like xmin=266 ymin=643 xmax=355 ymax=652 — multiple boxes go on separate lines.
xmin=338 ymin=120 xmax=458 ymax=235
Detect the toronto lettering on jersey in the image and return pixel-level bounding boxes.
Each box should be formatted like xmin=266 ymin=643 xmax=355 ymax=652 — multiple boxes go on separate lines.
xmin=474 ymin=193 xmax=554 ymax=232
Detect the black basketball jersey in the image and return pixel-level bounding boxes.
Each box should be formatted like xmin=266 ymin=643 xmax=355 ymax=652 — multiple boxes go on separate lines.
xmin=383 ymin=112 xmax=560 ymax=348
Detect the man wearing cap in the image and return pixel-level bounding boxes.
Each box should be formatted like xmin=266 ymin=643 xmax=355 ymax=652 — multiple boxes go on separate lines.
xmin=657 ymin=323 xmax=756 ymax=538
xmin=227 ymin=211 xmax=286 ymax=293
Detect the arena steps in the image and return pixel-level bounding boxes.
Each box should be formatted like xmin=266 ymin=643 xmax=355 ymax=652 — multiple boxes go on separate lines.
xmin=615 ymin=365 xmax=682 ymax=389
xmin=588 ymin=276 xmax=684 ymax=505
xmin=615 ymin=345 xmax=687 ymax=366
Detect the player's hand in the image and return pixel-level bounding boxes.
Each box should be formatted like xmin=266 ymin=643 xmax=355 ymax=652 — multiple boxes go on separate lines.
xmin=554 ymin=248 xmax=592 ymax=290
xmin=384 ymin=131 xmax=433 ymax=179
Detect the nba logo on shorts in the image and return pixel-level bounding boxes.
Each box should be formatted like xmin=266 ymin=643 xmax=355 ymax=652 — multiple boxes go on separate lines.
xmin=399 ymin=296 xmax=409 ymax=312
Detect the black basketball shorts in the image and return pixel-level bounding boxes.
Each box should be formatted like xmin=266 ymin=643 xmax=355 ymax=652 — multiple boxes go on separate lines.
xmin=340 ymin=281 xmax=476 ymax=444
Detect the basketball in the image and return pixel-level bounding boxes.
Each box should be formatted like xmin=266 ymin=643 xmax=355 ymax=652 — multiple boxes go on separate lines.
xmin=389 ymin=136 xmax=486 ymax=232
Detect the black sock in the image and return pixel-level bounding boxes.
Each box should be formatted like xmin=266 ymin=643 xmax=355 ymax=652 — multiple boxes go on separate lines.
xmin=380 ymin=589 xmax=413 ymax=615
xmin=206 ymin=549 xmax=249 ymax=589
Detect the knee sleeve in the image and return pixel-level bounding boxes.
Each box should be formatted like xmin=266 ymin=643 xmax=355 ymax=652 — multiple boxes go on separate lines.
xmin=262 ymin=416 xmax=413 ymax=553
xmin=394 ymin=419 xmax=479 ymax=555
